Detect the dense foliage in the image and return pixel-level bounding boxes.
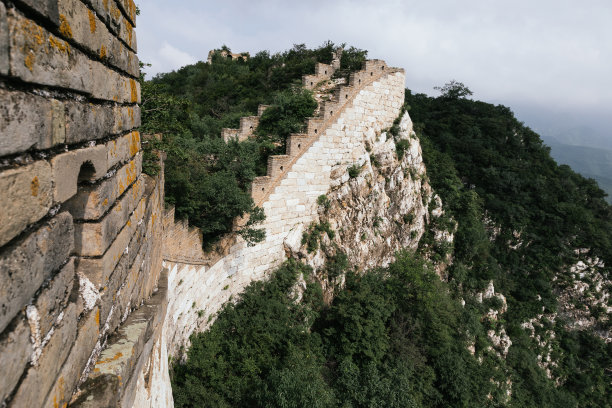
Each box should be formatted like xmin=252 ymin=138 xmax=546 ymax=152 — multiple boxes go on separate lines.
xmin=407 ymin=86 xmax=611 ymax=406
xmin=140 ymin=43 xmax=367 ymax=247
xmin=171 ymin=77 xmax=611 ymax=406
xmin=173 ymin=254 xmax=508 ymax=407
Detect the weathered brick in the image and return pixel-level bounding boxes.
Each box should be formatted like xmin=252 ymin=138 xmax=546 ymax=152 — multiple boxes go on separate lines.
xmin=91 ymin=59 xmax=140 ymax=103
xmin=113 ymin=104 xmax=141 ymax=133
xmin=9 ymin=303 xmax=77 ymax=408
xmin=8 ymin=8 xmax=91 ymax=93
xmin=0 ymin=2 xmax=8 ymax=75
xmin=0 ymin=90 xmax=140 ymax=156
xmin=82 ymin=0 xmax=137 ymax=51
xmin=100 ymin=231 xmax=144 ymax=333
xmin=63 ymin=154 xmax=142 ymax=220
xmin=76 ymin=197 xmax=146 ymax=289
xmin=64 ymin=102 xmax=140 ymax=145
xmin=51 ymin=144 xmax=108 ymax=203
xmin=0 ymin=212 xmax=74 ymax=333
xmin=74 ymin=173 xmax=145 ymax=256
xmin=43 ymin=307 xmax=100 ymax=408
xmin=15 ymin=0 xmax=60 ymax=23
xmin=116 ymin=0 xmax=138 ymax=27
xmin=58 ymin=0 xmax=139 ymax=77
xmin=8 ymin=9 xmax=139 ymax=103
xmin=0 ymin=90 xmax=65 ymax=156
xmin=0 ymin=314 xmax=32 ymax=404
xmin=0 ymin=160 xmax=53 ymax=247
xmin=32 ymin=258 xmax=75 ymax=339
xmin=107 ymin=131 xmax=140 ymax=168
xmin=64 ymin=100 xmax=114 ymax=144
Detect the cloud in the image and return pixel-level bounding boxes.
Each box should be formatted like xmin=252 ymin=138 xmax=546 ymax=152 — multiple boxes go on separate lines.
xmin=135 ymin=0 xmax=612 ymax=141
xmin=146 ymin=41 xmax=197 ymax=75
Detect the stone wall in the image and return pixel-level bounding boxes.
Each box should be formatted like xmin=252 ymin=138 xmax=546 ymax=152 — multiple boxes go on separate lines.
xmin=161 ymin=61 xmax=406 ymax=359
xmin=0 ymin=3 xmax=411 ymax=403
xmin=0 ymin=1 xmax=168 ymax=406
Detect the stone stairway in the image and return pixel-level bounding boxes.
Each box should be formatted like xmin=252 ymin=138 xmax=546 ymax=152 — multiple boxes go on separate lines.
xmin=251 ymin=59 xmax=399 ymax=206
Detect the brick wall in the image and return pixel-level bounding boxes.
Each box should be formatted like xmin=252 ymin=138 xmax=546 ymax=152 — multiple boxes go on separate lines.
xmin=0 ymin=1 xmax=168 ymax=406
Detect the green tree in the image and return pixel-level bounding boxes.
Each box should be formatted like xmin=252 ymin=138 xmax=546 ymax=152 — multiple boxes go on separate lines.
xmin=433 ymin=80 xmax=473 ymax=99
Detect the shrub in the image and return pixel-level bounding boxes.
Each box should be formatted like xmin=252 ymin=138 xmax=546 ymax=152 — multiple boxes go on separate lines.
xmin=317 ymin=194 xmax=331 ymax=210
xmin=348 ymin=164 xmax=361 ymax=178
xmin=396 ymin=139 xmax=410 ymax=160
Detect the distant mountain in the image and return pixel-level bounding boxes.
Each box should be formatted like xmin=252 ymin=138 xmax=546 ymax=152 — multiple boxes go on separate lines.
xmin=546 ymin=140 xmax=612 ymax=203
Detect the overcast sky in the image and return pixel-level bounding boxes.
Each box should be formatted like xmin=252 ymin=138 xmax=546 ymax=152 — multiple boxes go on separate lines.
xmin=136 ymin=0 xmax=612 ymax=148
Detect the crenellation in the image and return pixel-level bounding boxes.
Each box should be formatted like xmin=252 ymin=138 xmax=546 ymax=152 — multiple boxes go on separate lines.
xmin=160 ymin=60 xmax=406 ymax=369
xmin=266 ymin=154 xmax=291 ymax=178
xmin=286 ymin=133 xmax=310 ymax=156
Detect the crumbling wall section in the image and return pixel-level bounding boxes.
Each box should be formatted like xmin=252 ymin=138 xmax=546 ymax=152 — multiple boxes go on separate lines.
xmin=0 ymin=1 xmax=166 ymax=406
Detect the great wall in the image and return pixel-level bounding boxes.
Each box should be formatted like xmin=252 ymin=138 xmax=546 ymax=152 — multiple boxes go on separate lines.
xmin=0 ymin=1 xmax=416 ymax=406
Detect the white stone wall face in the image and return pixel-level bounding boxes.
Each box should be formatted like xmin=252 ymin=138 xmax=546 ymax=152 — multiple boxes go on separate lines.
xmin=163 ymin=71 xmax=406 ymax=358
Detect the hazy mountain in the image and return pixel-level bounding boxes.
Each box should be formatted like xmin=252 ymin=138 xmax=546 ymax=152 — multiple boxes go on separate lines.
xmin=546 ymin=140 xmax=612 ymax=203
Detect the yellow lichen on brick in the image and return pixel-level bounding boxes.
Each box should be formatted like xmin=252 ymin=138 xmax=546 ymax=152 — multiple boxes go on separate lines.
xmin=99 ymin=45 xmax=107 ymax=59
xmin=58 ymin=15 xmax=73 ymax=39
xmin=126 ymin=0 xmax=137 ymax=22
xmin=24 ymin=53 xmax=35 ymax=72
xmin=31 ymin=176 xmax=39 ymax=196
xmin=48 ymin=36 xmax=71 ymax=55
xmin=96 ymin=352 xmax=126 ymax=366
xmin=19 ymin=19 xmax=44 ymax=71
xmin=125 ymin=19 xmax=133 ymax=46
xmin=88 ymin=9 xmax=97 ymax=33
xmin=111 ymin=4 xmax=121 ymax=21
xmin=129 ymin=79 xmax=138 ymax=103
xmin=129 ymin=132 xmax=140 ymax=156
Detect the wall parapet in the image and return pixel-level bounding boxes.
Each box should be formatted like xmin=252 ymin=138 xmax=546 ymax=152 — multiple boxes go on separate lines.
xmin=0 ymin=2 xmax=167 ymax=406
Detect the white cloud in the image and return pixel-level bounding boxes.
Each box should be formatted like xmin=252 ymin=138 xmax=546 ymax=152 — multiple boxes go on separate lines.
xmin=152 ymin=41 xmax=197 ymax=74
